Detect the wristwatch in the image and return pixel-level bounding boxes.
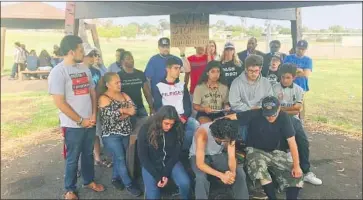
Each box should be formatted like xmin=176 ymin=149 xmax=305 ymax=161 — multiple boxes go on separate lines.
xmin=76 ymin=117 xmax=83 ymax=126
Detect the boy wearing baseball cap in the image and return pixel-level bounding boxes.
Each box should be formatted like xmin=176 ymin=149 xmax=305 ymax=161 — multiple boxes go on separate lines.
xmin=225 ymin=96 xmax=304 ymax=200
xmin=262 ymin=52 xmax=283 ymax=86
xmin=283 ymin=40 xmax=313 ymax=121
xmin=273 ymin=63 xmax=322 ymax=185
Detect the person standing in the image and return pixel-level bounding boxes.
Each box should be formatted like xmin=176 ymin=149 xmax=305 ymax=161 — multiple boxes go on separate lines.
xmin=9 ymin=42 xmax=26 ymax=80
xmin=283 ymin=40 xmax=313 ymax=121
xmin=138 ymin=106 xmax=191 ymax=199
xmin=108 ymin=48 xmax=125 ymax=73
xmin=262 ymin=40 xmax=286 ymax=76
xmin=97 ymin=72 xmax=142 ymax=197
xmin=237 ymin=37 xmax=265 ymax=69
xmin=208 ymin=40 xmax=221 ymax=61
xmin=48 ymin=35 xmax=104 ymax=200
xmin=117 ymin=51 xmax=154 ymax=119
xmin=220 ymin=42 xmax=243 ymax=88
xmin=144 ymin=37 xmax=190 ymax=100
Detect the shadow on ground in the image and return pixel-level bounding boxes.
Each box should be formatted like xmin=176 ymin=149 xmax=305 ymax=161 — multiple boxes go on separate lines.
xmin=1 ymin=132 xmax=362 ymax=199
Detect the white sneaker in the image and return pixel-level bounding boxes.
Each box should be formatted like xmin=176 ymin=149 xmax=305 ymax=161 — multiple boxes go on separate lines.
xmin=304 ymin=172 xmax=322 ymax=185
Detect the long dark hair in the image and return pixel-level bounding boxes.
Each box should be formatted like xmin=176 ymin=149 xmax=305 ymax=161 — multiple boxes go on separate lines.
xmin=198 ymin=60 xmax=227 ymax=86
xmin=146 ymin=105 xmax=184 ymax=149
xmin=39 ymin=50 xmax=51 ymax=60
xmin=96 ymin=72 xmax=118 ymax=98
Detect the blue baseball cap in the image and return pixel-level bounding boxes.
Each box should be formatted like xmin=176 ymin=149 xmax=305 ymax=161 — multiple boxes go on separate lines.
xmin=262 ymin=96 xmax=280 ymax=117
xmin=297 ymin=40 xmax=308 ymax=49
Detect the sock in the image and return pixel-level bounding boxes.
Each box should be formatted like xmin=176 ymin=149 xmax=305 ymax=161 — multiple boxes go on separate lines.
xmin=286 ymin=187 xmax=300 ymax=199
xmin=262 ymin=182 xmax=277 ymax=199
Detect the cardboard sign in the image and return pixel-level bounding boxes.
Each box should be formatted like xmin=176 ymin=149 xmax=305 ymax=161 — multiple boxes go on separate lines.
xmin=170 ymin=13 xmax=209 ymax=47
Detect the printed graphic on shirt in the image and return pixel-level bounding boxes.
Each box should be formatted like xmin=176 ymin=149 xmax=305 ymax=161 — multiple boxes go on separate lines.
xmin=123 ymin=78 xmax=143 ymax=86
xmin=70 ymin=72 xmax=90 ymax=95
xmin=267 ymin=73 xmax=278 ymax=85
xmin=157 ymin=82 xmax=185 ymax=115
xmin=203 ymin=91 xmax=223 ymax=110
xmin=222 ymin=67 xmax=239 ymax=77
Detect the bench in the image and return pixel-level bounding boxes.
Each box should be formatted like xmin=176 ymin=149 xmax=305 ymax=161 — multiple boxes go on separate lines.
xmin=20 ymin=70 xmax=50 ymax=80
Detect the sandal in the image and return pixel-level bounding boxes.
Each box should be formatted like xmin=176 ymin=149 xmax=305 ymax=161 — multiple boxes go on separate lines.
xmin=64 ymin=191 xmax=78 ymax=200
xmin=83 ymin=181 xmax=105 ymax=192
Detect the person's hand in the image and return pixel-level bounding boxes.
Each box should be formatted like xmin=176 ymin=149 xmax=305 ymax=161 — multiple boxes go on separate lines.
xmin=220 ymin=171 xmax=235 ymax=185
xmin=291 ymin=166 xmax=303 ymax=178
xmin=251 ymin=106 xmax=261 ymax=110
xmin=90 ymin=113 xmax=96 ymax=124
xmin=204 ymin=107 xmax=213 ymax=114
xmin=157 ymin=177 xmax=168 ymax=188
xmin=179 ymin=46 xmax=186 ymax=55
xmin=81 ymin=118 xmax=95 ymax=128
xmin=180 ymin=117 xmax=187 ymax=124
xmin=224 ymin=113 xmax=237 ymax=120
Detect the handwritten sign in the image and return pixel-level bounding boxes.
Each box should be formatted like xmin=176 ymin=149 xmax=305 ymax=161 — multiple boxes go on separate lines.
xmin=170 ymin=13 xmax=209 ymax=47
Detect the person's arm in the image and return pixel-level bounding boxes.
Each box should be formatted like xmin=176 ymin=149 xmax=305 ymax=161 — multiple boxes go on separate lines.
xmin=179 ymin=47 xmax=191 ymax=74
xmin=121 ymin=92 xmax=136 ymax=116
xmin=287 ymin=136 xmax=302 ymax=178
xmin=303 ymin=58 xmax=313 ymax=78
xmin=161 ymin=134 xmax=181 ymax=178
xmin=142 ymin=82 xmax=154 ymax=114
xmin=227 ymin=140 xmax=237 ymax=176
xmin=137 ymin=125 xmax=163 ymax=182
xmin=281 ymin=87 xmax=304 ymax=115
xmin=153 ymin=84 xmax=163 ymax=112
xmin=184 ymin=72 xmax=190 ymax=86
xmin=195 ymin=128 xmax=225 ymax=178
xmin=228 ymin=80 xmax=250 ymax=111
xmin=224 ymin=109 xmax=260 ymax=126
xmin=181 ymin=85 xmax=192 ymax=119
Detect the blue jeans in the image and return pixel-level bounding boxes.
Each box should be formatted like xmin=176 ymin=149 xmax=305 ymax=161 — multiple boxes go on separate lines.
xmin=182 ymin=117 xmax=200 ymax=151
xmin=102 ymin=134 xmax=132 ymax=186
xmin=10 ymin=63 xmax=18 ymax=78
xmin=64 ymin=127 xmax=96 ymax=192
xmin=142 ymin=162 xmax=190 ymax=199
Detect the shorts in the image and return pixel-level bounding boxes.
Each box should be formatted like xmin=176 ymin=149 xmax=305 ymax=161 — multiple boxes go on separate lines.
xmin=245 ymin=147 xmax=304 ymax=191
xmin=196 ymin=111 xmax=225 ymax=121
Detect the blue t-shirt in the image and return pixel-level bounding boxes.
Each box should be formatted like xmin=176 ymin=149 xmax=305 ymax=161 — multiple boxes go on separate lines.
xmin=89 ymin=66 xmax=101 ymax=86
xmin=144 ymin=54 xmax=183 ymax=98
xmin=283 ymin=54 xmax=313 ymax=91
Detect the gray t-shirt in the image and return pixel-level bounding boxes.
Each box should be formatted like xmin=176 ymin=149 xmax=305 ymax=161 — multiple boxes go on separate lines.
xmin=189 ymin=122 xmax=224 ymax=157
xmin=48 ymin=61 xmax=95 ymax=128
xmin=272 ymin=82 xmax=304 ymax=119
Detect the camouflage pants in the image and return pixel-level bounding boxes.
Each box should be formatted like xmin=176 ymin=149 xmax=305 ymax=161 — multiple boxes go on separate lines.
xmin=245 ymin=147 xmax=304 ymax=192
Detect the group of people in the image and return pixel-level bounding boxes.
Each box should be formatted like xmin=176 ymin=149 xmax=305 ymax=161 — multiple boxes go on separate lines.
xmin=49 ymin=34 xmax=321 ymax=200
xmin=9 ymin=42 xmax=63 ymax=80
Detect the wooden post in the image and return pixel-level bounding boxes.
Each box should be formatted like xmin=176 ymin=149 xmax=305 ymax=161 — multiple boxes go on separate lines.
xmin=290 ymin=8 xmax=302 ymax=51
xmin=1 ymin=27 xmax=5 ymax=74
xmin=64 ymin=2 xmax=79 ymax=36
xmin=90 ymin=24 xmax=102 ymax=56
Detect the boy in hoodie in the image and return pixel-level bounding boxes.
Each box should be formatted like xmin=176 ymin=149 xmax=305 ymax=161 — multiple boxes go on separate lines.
xmin=154 ymin=57 xmax=199 ymax=152
xmin=229 ymin=54 xmax=273 ymax=141
xmin=262 ymin=52 xmax=283 ymax=86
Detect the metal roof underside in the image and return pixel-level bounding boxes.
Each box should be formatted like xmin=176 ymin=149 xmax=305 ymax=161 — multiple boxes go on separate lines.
xmin=74 ymin=1 xmax=359 ymax=20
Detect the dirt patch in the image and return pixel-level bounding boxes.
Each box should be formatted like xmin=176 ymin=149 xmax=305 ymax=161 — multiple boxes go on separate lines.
xmin=1 ymin=128 xmax=62 ymax=163
xmin=1 ymin=76 xmax=48 ymax=93
xmin=305 ymin=119 xmax=362 ymax=140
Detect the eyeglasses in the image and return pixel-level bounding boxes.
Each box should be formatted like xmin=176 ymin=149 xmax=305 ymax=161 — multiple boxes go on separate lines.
xmin=247 ymin=69 xmax=261 ymax=74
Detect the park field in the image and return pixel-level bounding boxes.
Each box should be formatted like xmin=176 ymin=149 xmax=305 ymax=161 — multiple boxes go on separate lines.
xmin=1 ymin=30 xmax=362 ymax=140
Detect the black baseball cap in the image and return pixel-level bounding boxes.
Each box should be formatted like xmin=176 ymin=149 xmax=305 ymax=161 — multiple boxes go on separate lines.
xmin=271 ymin=52 xmax=282 ymax=60
xmin=297 ymin=40 xmax=308 ymax=49
xmin=262 ymin=96 xmax=280 ymax=117
xmin=158 ymin=37 xmax=170 ymax=47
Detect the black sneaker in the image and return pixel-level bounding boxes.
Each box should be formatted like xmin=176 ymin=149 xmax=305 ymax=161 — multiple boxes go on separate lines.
xmin=112 ymin=179 xmax=125 ymax=190
xmin=126 ymin=184 xmax=142 ymax=197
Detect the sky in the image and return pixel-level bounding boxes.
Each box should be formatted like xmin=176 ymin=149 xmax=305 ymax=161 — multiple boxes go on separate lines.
xmin=1 ymin=2 xmax=362 ymax=29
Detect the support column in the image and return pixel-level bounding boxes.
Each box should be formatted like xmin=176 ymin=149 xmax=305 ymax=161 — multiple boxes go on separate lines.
xmin=290 ymin=8 xmax=302 ymax=51
xmin=65 ymin=2 xmax=79 ymax=36
xmin=1 ymin=27 xmax=6 ymax=74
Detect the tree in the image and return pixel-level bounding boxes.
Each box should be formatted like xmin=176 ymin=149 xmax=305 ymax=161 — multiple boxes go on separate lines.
xmin=120 ymin=23 xmax=139 ymax=39
xmin=216 ymin=20 xmax=227 ymax=30
xmin=279 ymin=28 xmax=291 ymax=35
xmin=97 ymin=26 xmax=121 ymax=41
xmin=246 ymin=25 xmax=263 ymax=37
xmin=328 ymin=25 xmax=345 ymax=33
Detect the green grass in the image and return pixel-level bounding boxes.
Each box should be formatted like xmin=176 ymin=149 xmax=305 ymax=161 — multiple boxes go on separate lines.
xmin=1 ymin=91 xmax=59 ymax=138
xmin=1 ymin=30 xmax=362 ymax=137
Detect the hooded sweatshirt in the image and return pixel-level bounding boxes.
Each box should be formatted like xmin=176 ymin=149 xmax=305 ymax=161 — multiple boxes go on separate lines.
xmin=154 ymin=78 xmax=192 ymax=121
xmin=229 ymin=71 xmax=273 ymax=112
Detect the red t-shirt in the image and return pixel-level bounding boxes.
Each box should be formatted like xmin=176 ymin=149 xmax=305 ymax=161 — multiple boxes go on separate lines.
xmin=187 ymin=54 xmax=211 ymax=94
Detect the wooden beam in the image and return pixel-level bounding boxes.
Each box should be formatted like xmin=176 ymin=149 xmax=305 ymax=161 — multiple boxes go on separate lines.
xmin=64 ymin=2 xmax=79 ymax=36
xmin=89 ymin=24 xmax=102 ymax=56
xmin=1 ymin=27 xmax=6 ymax=74
xmin=290 ymin=8 xmax=302 ymax=51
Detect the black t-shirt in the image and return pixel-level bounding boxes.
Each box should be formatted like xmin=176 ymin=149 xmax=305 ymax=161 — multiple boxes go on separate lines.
xmin=220 ymin=60 xmax=243 ymax=88
xmin=236 ymin=109 xmax=295 ymax=152
xmin=262 ymin=69 xmax=280 ymax=86
xmin=118 ymin=69 xmax=147 ymax=108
